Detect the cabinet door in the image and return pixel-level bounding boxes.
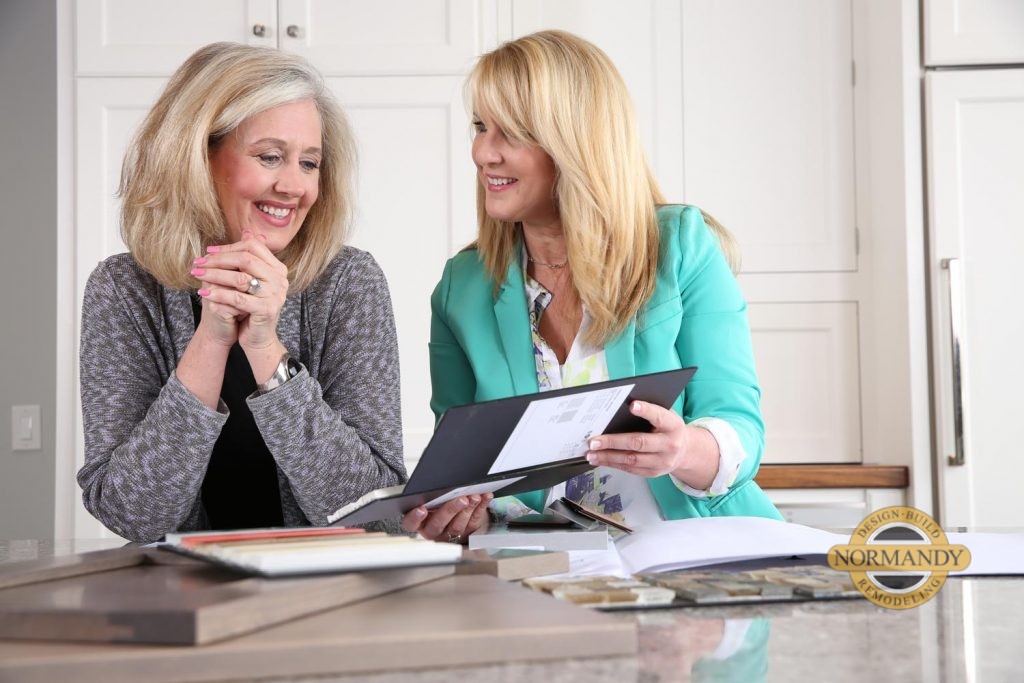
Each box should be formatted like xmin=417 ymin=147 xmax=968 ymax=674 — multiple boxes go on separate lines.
xmin=768 ymin=489 xmax=904 ymax=528
xmin=681 ymin=0 xmax=856 ymax=273
xmin=748 ymin=303 xmax=862 ymax=464
xmin=76 ymin=0 xmax=277 ymax=75
xmin=508 ymin=0 xmax=863 ymax=464
xmin=279 ymin=0 xmax=484 ymax=75
xmin=326 ymin=77 xmax=477 ymax=474
xmin=75 ymin=78 xmax=169 ymax=539
xmin=509 ymin=0 xmax=685 ymax=193
xmin=924 ymin=0 xmax=1024 ymax=66
xmin=926 ymin=69 xmax=1024 ymax=527
xmin=511 ymin=0 xmax=857 ymax=273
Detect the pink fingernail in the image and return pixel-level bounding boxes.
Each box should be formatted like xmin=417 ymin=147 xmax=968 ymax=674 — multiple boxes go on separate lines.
xmin=631 ymin=401 xmax=643 ymax=412
xmin=198 ymin=288 xmax=210 ymax=297
xmin=193 ymin=257 xmax=206 ymax=265
xmin=590 ymin=439 xmax=601 ymax=449
xmin=587 ymin=453 xmax=598 ymax=465
xmin=207 ymin=245 xmax=221 ymax=253
xmin=258 ymin=234 xmax=267 ymax=242
xmin=190 ymin=268 xmax=205 ymax=276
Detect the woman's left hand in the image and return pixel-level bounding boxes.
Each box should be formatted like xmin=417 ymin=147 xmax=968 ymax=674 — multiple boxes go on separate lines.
xmin=195 ymin=230 xmax=289 ymax=351
xmin=401 ymin=494 xmax=493 ymax=544
xmin=586 ymin=400 xmax=715 ymax=486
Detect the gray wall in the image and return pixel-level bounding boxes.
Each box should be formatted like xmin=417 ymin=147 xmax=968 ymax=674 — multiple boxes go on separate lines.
xmin=0 ymin=0 xmax=58 ymax=539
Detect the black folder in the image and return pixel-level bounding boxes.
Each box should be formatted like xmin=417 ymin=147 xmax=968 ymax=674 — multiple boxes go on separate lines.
xmin=327 ymin=367 xmax=696 ymax=527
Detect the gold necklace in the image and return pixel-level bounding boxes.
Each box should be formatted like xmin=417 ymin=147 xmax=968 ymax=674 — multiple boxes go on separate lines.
xmin=527 ymin=253 xmax=569 ymax=269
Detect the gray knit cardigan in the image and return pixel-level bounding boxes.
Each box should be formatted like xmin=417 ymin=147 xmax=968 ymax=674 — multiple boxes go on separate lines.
xmin=78 ymin=248 xmax=407 ymax=543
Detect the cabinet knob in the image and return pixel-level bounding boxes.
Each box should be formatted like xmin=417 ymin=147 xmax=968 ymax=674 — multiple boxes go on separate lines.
xmin=252 ymin=24 xmax=267 ymax=38
xmin=286 ymin=25 xmax=301 ymax=38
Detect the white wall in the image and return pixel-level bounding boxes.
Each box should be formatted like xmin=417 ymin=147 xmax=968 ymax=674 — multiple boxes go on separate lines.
xmin=0 ymin=0 xmax=58 ymax=539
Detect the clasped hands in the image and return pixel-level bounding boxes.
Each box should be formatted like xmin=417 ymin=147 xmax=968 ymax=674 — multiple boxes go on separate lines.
xmin=403 ymin=400 xmax=716 ymax=543
xmin=191 ymin=229 xmax=289 ymax=350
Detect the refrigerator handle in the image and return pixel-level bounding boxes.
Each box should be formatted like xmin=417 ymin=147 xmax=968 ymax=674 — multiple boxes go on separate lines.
xmin=941 ymin=258 xmax=966 ymax=467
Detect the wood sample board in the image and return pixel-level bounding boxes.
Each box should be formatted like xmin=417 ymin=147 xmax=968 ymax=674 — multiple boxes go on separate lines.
xmin=0 ymin=575 xmax=637 ymax=682
xmin=0 ymin=547 xmax=453 ymax=645
xmin=456 ymin=548 xmax=570 ymax=580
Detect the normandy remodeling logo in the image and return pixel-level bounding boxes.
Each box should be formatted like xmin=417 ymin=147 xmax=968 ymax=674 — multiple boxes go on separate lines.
xmin=827 ymin=506 xmax=971 ymax=609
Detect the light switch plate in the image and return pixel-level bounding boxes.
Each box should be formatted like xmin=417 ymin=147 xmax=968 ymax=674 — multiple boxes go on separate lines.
xmin=12 ymin=405 xmax=41 ymax=451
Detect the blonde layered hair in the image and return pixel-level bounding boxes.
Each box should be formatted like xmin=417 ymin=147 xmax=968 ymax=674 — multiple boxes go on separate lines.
xmin=119 ymin=42 xmax=356 ymax=292
xmin=467 ymin=30 xmax=738 ymax=345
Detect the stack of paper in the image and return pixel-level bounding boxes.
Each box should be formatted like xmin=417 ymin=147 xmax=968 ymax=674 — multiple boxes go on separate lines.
xmin=568 ymin=518 xmax=1024 ymax=577
xmin=615 ymin=517 xmax=848 ymax=574
xmin=163 ymin=527 xmax=463 ymax=577
xmin=946 ymin=531 xmax=1024 ymax=576
xmin=546 ymin=517 xmax=847 ymax=578
xmin=468 ymin=525 xmax=610 ymax=552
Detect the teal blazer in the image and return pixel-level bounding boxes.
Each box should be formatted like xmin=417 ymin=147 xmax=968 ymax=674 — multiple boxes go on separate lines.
xmin=429 ymin=205 xmax=781 ymax=521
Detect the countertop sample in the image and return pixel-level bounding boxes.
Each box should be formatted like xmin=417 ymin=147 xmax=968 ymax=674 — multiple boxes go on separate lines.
xmin=1 ymin=539 xmax=1021 ymax=682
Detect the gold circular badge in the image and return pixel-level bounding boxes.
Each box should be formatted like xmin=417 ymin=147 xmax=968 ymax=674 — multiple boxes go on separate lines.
xmin=827 ymin=506 xmax=971 ymax=609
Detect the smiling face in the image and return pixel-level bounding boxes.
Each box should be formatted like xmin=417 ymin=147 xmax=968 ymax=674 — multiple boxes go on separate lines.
xmin=471 ymin=113 xmax=559 ymax=230
xmin=209 ymin=99 xmax=322 ymax=252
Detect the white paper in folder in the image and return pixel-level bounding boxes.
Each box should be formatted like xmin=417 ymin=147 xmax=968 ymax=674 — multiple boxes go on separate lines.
xmin=487 ymin=384 xmax=634 ymax=475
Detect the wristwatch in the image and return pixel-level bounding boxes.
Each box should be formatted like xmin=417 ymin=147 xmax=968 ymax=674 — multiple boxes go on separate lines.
xmin=256 ymin=351 xmax=302 ymax=395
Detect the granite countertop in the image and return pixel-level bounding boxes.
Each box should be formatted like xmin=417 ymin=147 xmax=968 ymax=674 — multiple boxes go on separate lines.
xmin=1 ymin=540 xmax=1022 ymax=682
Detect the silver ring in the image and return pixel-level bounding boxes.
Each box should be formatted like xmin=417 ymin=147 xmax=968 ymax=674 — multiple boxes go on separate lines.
xmin=246 ymin=277 xmax=262 ymax=295
xmin=446 ymin=532 xmax=462 ymax=544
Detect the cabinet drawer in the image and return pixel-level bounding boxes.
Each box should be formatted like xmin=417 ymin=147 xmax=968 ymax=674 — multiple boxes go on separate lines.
xmin=768 ymin=488 xmax=905 ymax=528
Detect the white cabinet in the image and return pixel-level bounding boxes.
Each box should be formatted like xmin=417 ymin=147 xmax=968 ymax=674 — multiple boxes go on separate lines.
xmin=925 ymin=68 xmax=1024 ymax=527
xmin=923 ymin=43 xmax=1024 ymax=683
xmin=75 ymin=0 xmax=278 ymax=74
xmin=508 ymin=0 xmax=684 ymax=192
xmin=329 ymin=75 xmax=478 ymax=464
xmin=281 ymin=0 xmax=485 ymax=75
xmin=924 ymin=0 xmax=1024 ymax=66
xmin=510 ymin=0 xmax=860 ymax=274
xmin=62 ymin=0 xmax=906 ymax=537
xmin=73 ymin=78 xmax=169 ymax=537
xmin=506 ymin=1 xmax=867 ymax=474
xmin=748 ymin=303 xmax=862 ymax=464
xmin=680 ymin=0 xmax=857 ymax=274
xmin=76 ymin=0 xmax=489 ymax=76
xmin=67 ymin=1 xmax=492 ymax=539
xmin=769 ymin=488 xmax=905 ymax=528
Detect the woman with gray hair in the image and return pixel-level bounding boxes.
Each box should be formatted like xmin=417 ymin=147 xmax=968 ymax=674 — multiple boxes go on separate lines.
xmin=78 ymin=42 xmax=405 ymax=543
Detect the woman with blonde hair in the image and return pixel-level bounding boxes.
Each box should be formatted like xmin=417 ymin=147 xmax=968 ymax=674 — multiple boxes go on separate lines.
xmin=403 ymin=30 xmax=780 ymax=543
xmin=78 ymin=43 xmax=405 ymax=543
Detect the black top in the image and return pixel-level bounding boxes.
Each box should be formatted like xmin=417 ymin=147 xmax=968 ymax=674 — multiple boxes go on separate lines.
xmin=191 ymin=296 xmax=284 ymax=529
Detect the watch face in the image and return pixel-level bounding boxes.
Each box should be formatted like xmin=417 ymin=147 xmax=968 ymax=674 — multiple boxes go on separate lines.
xmin=286 ymin=357 xmax=301 ymax=378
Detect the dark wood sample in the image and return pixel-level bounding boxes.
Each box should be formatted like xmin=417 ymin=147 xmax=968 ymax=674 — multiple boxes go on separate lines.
xmin=0 ymin=547 xmax=453 ymax=645
xmin=0 ymin=575 xmax=637 ymax=682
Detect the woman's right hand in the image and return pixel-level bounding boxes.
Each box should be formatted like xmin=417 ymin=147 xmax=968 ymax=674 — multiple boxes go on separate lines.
xmin=176 ymin=269 xmax=249 ymax=411
xmin=402 ymin=494 xmax=492 ymax=544
xmin=194 ymin=260 xmax=246 ymax=348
